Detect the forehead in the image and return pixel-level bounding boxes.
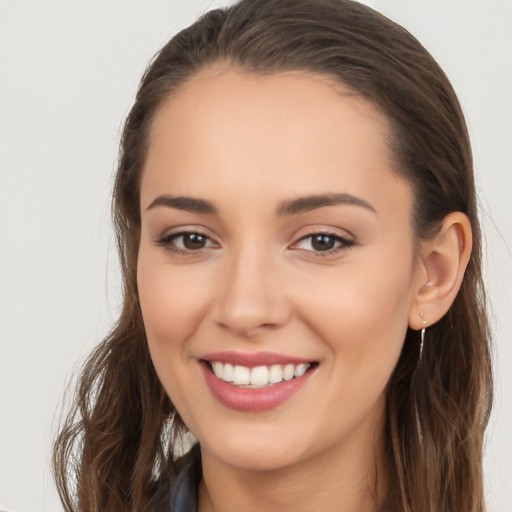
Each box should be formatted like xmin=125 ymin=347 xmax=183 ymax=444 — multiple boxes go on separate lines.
xmin=147 ymin=66 xmax=391 ymax=160
xmin=141 ymin=67 xmax=411 ymax=219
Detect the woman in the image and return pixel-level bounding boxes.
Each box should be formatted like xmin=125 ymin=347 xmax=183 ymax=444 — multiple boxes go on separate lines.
xmin=53 ymin=0 xmax=493 ymax=511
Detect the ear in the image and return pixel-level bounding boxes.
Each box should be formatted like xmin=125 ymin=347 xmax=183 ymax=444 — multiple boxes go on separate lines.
xmin=408 ymin=212 xmax=472 ymax=330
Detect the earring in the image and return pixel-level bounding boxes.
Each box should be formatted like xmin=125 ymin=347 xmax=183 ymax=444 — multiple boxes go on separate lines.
xmin=419 ymin=312 xmax=427 ymax=360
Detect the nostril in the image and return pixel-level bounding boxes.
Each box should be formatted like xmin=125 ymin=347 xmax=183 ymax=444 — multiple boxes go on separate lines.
xmin=213 ymin=299 xmax=291 ymax=336
xmin=212 ymin=264 xmax=291 ymax=335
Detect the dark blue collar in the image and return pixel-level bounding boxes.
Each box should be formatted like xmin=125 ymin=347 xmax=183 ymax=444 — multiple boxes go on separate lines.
xmin=170 ymin=444 xmax=202 ymax=512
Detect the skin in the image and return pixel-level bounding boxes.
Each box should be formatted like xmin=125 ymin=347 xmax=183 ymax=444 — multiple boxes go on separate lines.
xmin=136 ymin=67 xmax=466 ymax=512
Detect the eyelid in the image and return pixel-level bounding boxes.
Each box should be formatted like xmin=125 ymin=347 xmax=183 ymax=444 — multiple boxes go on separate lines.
xmin=153 ymin=225 xmax=356 ymax=258
xmin=154 ymin=226 xmax=220 ymax=254
xmin=289 ymin=228 xmax=356 ymax=256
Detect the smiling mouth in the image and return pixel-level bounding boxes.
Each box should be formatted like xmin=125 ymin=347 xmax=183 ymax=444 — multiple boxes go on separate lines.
xmin=203 ymin=360 xmax=318 ymax=388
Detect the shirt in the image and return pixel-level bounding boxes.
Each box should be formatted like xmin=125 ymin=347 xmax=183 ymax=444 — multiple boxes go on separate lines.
xmin=169 ymin=444 xmax=202 ymax=512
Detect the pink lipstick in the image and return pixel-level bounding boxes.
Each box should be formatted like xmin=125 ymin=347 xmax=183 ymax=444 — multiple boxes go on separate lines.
xmin=200 ymin=351 xmax=317 ymax=412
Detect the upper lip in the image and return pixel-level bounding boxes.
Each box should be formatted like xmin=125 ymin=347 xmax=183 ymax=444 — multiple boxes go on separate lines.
xmin=200 ymin=351 xmax=315 ymax=368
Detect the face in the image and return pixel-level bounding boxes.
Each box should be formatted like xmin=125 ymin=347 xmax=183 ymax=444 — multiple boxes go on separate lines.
xmin=137 ymin=67 xmax=421 ymax=473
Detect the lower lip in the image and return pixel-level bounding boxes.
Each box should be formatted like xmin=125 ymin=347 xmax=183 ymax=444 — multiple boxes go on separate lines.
xmin=201 ymin=363 xmax=314 ymax=412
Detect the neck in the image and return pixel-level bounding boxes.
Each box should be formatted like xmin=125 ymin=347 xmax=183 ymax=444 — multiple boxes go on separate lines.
xmin=198 ymin=425 xmax=391 ymax=512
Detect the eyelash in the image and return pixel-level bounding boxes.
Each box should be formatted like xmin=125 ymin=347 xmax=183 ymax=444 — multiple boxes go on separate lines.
xmin=292 ymin=231 xmax=355 ymax=256
xmin=155 ymin=230 xmax=355 ymax=257
xmin=155 ymin=230 xmax=217 ymax=256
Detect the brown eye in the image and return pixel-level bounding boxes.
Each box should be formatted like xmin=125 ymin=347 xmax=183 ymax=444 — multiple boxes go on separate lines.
xmin=310 ymin=234 xmax=337 ymax=251
xmin=292 ymin=232 xmax=355 ymax=256
xmin=181 ymin=233 xmax=208 ymax=250
xmin=155 ymin=231 xmax=217 ymax=254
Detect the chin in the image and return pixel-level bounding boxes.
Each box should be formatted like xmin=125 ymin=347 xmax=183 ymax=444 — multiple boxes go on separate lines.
xmin=204 ymin=440 xmax=303 ymax=472
xmin=194 ymin=417 xmax=326 ymax=473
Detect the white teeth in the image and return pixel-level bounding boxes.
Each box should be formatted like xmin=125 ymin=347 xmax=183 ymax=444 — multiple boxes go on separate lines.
xmin=233 ymin=365 xmax=250 ymax=385
xmin=294 ymin=363 xmax=309 ymax=377
xmin=268 ymin=364 xmax=283 ymax=384
xmin=250 ymin=366 xmax=269 ymax=386
xmin=223 ymin=363 xmax=234 ymax=382
xmin=209 ymin=361 xmax=312 ymax=387
xmin=283 ymin=364 xmax=295 ymax=381
xmin=211 ymin=361 xmax=223 ymax=379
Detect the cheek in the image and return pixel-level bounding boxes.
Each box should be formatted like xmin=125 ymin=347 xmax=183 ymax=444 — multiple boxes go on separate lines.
xmin=137 ymin=252 xmax=209 ymax=349
xmin=296 ymin=250 xmax=415 ymax=367
xmin=137 ymin=253 xmax=212 ymax=416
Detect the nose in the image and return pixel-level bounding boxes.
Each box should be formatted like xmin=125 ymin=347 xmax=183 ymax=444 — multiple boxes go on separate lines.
xmin=212 ymin=247 xmax=291 ymax=337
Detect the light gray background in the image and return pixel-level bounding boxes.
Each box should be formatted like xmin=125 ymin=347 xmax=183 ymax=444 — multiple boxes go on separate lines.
xmin=0 ymin=1 xmax=510 ymax=511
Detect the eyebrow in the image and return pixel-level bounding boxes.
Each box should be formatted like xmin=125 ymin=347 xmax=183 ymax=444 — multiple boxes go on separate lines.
xmin=146 ymin=192 xmax=376 ymax=216
xmin=146 ymin=195 xmax=218 ymax=214
xmin=276 ymin=193 xmax=376 ymax=216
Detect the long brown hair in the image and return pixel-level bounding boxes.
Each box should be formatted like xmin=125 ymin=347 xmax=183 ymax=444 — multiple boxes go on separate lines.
xmin=53 ymin=1 xmax=493 ymax=510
